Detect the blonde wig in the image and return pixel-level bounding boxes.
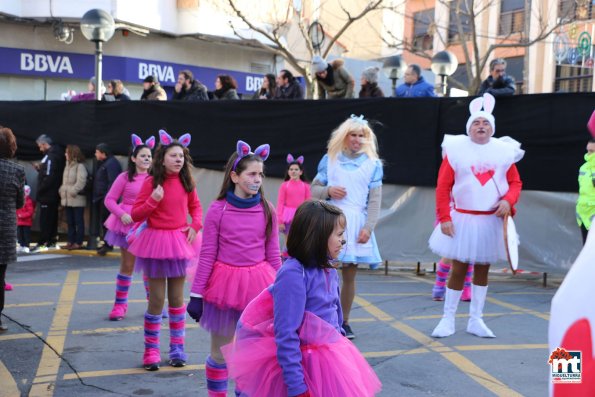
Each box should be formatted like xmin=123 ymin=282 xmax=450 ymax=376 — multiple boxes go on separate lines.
xmin=327 ymin=115 xmax=379 ymax=162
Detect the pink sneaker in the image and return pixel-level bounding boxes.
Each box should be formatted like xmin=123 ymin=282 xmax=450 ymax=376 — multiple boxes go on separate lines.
xmin=109 ymin=303 xmax=128 ymax=321
xmin=4 ymin=283 xmax=13 ymax=291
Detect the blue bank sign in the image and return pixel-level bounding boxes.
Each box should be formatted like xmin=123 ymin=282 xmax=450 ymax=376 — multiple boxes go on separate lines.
xmin=1 ymin=46 xmax=266 ymax=93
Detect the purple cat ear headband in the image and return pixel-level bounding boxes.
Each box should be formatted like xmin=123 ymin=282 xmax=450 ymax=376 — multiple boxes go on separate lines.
xmin=233 ymin=140 xmax=270 ymax=171
xmin=131 ymin=134 xmax=156 ymax=150
xmin=158 ymin=129 xmax=191 ymax=147
xmin=286 ymin=153 xmax=304 ymax=165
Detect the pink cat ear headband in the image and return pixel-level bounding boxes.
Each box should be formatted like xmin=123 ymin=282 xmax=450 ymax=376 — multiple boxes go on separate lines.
xmin=131 ymin=134 xmax=156 ymax=150
xmin=286 ymin=153 xmax=304 ymax=165
xmin=233 ymin=140 xmax=270 ymax=171
xmin=158 ymin=129 xmax=191 ymax=147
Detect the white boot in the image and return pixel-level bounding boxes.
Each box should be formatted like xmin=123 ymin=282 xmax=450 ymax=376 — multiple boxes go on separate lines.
xmin=431 ymin=288 xmax=463 ymax=338
xmin=466 ymin=284 xmax=496 ymax=338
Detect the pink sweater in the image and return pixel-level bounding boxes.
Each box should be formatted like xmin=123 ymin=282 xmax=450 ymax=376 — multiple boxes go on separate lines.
xmin=131 ymin=174 xmax=202 ymax=232
xmin=104 ymin=172 xmax=148 ymax=218
xmin=191 ymin=199 xmax=281 ymax=295
xmin=276 ymin=180 xmax=311 ymax=222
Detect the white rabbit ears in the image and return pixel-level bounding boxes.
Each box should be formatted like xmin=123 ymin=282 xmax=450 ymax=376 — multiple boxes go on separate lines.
xmin=469 ymin=93 xmax=495 ymax=115
xmin=466 ymin=93 xmax=496 ymax=136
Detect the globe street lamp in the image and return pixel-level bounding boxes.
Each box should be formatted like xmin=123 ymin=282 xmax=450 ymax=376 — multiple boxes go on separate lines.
xmin=382 ymin=55 xmax=407 ymax=97
xmin=430 ymin=50 xmax=458 ymax=97
xmin=80 ymin=9 xmax=115 ymax=101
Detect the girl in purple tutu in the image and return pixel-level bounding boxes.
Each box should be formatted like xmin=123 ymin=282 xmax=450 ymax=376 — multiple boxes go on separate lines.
xmin=187 ymin=140 xmax=281 ymax=397
xmin=222 ymin=200 xmax=382 ymax=397
xmin=128 ymin=130 xmax=203 ymax=371
xmin=104 ymin=134 xmax=154 ymax=321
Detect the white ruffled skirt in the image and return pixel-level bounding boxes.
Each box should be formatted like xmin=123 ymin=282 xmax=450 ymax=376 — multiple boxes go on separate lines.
xmin=428 ymin=211 xmax=509 ymax=264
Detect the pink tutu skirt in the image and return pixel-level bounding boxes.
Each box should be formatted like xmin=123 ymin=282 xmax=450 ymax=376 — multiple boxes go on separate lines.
xmin=280 ymin=207 xmax=297 ymax=236
xmin=222 ymin=289 xmax=382 ymax=397
xmin=104 ymin=212 xmax=134 ymax=236
xmin=201 ymin=261 xmax=276 ymax=337
xmin=127 ymin=226 xmax=196 ymax=260
xmin=104 ymin=230 xmax=129 ymax=249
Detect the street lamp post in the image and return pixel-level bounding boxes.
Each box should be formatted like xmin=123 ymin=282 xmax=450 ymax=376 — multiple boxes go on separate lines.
xmin=80 ymin=9 xmax=115 ymax=100
xmin=80 ymin=9 xmax=114 ymax=250
xmin=430 ymin=50 xmax=458 ymax=97
xmin=382 ymin=55 xmax=407 ymax=97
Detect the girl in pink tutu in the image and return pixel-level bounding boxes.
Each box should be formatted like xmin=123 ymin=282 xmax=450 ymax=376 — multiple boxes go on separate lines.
xmin=104 ymin=134 xmax=154 ymax=321
xmin=128 ymin=130 xmax=203 ymax=371
xmin=222 ymin=200 xmax=382 ymax=397
xmin=187 ymin=140 xmax=281 ymax=397
xmin=277 ymin=154 xmax=311 ymax=253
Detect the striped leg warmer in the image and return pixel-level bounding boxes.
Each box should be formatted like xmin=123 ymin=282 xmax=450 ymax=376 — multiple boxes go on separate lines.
xmin=461 ymin=264 xmax=474 ymax=301
xmin=143 ymin=312 xmax=161 ymax=369
xmin=432 ymin=260 xmax=451 ymax=301
xmin=109 ymin=273 xmax=131 ymax=320
xmin=168 ymin=305 xmax=187 ymax=365
xmin=205 ymin=355 xmax=228 ymax=397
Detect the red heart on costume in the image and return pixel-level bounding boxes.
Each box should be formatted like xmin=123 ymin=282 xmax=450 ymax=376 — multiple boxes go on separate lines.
xmin=554 ymin=318 xmax=595 ymax=396
xmin=471 ymin=166 xmax=495 ymax=186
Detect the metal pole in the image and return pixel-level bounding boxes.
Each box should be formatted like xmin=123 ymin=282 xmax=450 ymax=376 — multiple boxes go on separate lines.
xmin=95 ymin=41 xmax=103 ymax=101
xmin=391 ymin=78 xmax=397 ymax=97
xmin=441 ymin=75 xmax=448 ymax=97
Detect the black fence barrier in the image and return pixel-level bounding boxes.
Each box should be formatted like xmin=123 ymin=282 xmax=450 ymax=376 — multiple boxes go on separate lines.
xmin=2 ymin=92 xmax=594 ymax=192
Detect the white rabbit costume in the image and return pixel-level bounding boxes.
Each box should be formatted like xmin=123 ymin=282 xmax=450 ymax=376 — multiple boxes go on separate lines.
xmin=429 ymin=93 xmax=524 ymax=339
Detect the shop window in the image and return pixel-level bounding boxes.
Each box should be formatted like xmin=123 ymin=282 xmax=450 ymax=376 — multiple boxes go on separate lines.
xmin=499 ymin=0 xmax=525 ymax=35
xmin=448 ymin=0 xmax=472 ymax=44
xmin=554 ymin=49 xmax=594 ymax=92
xmin=412 ymin=9 xmax=434 ymax=51
xmin=559 ymin=0 xmax=594 ymax=21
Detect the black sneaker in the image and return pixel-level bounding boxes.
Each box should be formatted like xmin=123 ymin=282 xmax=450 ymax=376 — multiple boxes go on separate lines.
xmin=342 ymin=322 xmax=355 ymax=340
xmin=169 ymin=358 xmax=186 ymax=368
xmin=144 ymin=362 xmax=160 ymax=371
xmin=97 ymin=244 xmax=113 ymax=256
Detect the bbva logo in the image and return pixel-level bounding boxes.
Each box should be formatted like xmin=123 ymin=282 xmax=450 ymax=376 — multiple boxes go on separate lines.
xmin=20 ymin=53 xmax=73 ymax=74
xmin=138 ymin=63 xmax=176 ymax=83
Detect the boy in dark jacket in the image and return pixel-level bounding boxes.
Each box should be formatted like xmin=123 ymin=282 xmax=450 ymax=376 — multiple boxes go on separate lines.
xmin=94 ymin=143 xmax=122 ymax=255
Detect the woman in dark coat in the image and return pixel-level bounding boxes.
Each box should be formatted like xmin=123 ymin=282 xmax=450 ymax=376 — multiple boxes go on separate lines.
xmin=0 ymin=126 xmax=25 ymax=332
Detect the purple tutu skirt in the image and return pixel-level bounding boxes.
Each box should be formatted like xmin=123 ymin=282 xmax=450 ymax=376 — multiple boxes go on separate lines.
xmin=134 ymin=257 xmax=189 ymax=278
xmin=104 ymin=230 xmax=129 ymax=249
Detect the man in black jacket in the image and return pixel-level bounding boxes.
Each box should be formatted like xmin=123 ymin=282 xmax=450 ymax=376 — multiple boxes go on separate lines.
xmin=31 ymin=134 xmax=65 ymax=252
xmin=477 ymin=58 xmax=516 ymax=97
xmin=274 ymin=70 xmax=304 ymax=99
xmin=93 ymin=143 xmax=122 ymax=255
xmin=172 ymin=70 xmax=209 ymax=101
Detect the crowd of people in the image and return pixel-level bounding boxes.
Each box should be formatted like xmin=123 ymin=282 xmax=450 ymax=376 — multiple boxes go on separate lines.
xmin=62 ymin=56 xmax=517 ymax=102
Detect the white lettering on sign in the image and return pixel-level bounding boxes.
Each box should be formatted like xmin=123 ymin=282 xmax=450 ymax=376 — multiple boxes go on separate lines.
xmin=246 ymin=76 xmax=264 ymax=92
xmin=20 ymin=53 xmax=73 ymax=74
xmin=138 ymin=62 xmax=176 ymax=83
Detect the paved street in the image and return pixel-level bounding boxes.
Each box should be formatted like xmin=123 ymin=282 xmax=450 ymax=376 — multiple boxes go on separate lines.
xmin=0 ymin=252 xmax=555 ymax=396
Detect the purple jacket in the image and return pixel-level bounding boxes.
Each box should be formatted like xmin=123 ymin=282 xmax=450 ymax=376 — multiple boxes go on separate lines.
xmin=272 ymin=258 xmax=343 ymax=396
xmin=191 ymin=199 xmax=281 ymax=295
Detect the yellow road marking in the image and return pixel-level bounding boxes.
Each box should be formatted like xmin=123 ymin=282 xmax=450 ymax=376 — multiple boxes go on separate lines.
xmin=77 ymin=299 xmax=146 ymax=304
xmin=5 ymin=302 xmax=54 ymax=308
xmin=62 ymin=364 xmax=205 ymax=380
xmin=81 ymin=281 xmax=143 ymax=285
xmin=29 ymin=271 xmax=79 ymax=397
xmin=441 ymin=352 xmax=523 ymax=396
xmin=349 ymin=317 xmax=376 ymax=323
xmin=363 ymin=348 xmax=430 ymax=358
xmin=487 ymin=297 xmax=549 ymax=321
xmin=0 ymin=357 xmax=19 ymax=397
xmin=404 ymin=312 xmax=526 ymax=321
xmin=359 ymin=293 xmax=425 ymax=297
xmin=355 ymin=295 xmax=523 ymax=396
xmin=0 ymin=332 xmax=42 ymax=342
xmin=72 ymin=323 xmax=199 ymax=335
xmin=455 ymin=344 xmax=548 ymax=351
xmin=11 ymin=283 xmax=60 ymax=287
